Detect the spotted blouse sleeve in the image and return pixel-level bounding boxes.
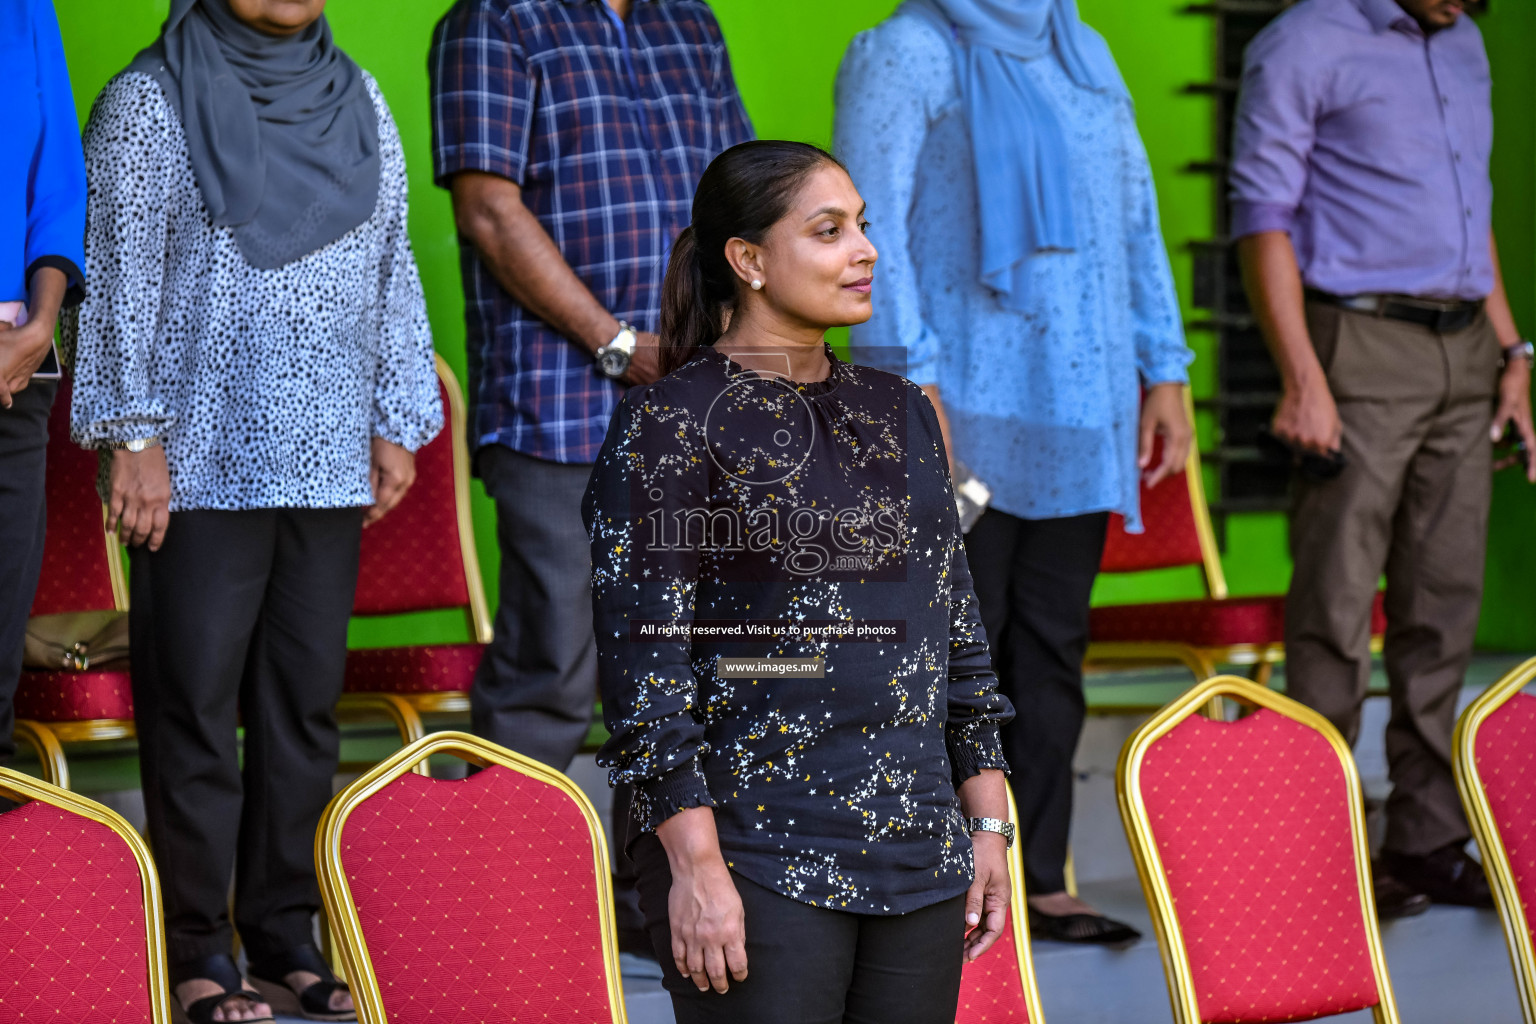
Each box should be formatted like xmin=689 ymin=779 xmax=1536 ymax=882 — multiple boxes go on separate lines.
xmin=583 ymin=385 xmax=717 ymax=831
xmin=911 ymin=383 xmax=1013 ymax=785
xmin=367 ymin=80 xmax=442 ymax=453
xmin=64 ymin=74 xmax=177 ymax=448
xmin=1119 ymin=106 xmax=1192 ymax=388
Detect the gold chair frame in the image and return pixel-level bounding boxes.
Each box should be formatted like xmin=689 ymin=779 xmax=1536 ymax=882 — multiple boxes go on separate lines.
xmin=1453 ymin=654 xmax=1536 ymax=1024
xmin=337 ymin=356 xmax=493 ymax=753
xmin=315 ymin=730 xmax=627 ymax=1024
xmin=1116 ymin=675 xmax=1400 ymax=1024
xmin=0 ymin=765 xmax=172 ymax=1023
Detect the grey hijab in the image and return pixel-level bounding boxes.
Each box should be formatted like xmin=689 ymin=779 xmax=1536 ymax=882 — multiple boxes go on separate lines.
xmin=127 ymin=0 xmax=379 ymax=270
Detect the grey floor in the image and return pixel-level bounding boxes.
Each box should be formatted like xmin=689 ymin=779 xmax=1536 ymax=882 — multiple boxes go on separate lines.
xmin=23 ymin=654 xmax=1530 ymax=1023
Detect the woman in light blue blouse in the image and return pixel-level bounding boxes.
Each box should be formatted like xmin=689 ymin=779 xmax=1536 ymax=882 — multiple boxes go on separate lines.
xmin=835 ymin=0 xmax=1195 ymax=944
xmin=0 ymin=0 xmax=86 ymax=785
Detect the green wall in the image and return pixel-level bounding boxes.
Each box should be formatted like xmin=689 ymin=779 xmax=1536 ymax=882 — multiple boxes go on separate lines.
xmin=49 ymin=1 xmax=1536 ymax=651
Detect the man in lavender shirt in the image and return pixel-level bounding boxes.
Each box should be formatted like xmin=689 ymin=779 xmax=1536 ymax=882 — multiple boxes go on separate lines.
xmin=1233 ymin=0 xmax=1533 ymax=917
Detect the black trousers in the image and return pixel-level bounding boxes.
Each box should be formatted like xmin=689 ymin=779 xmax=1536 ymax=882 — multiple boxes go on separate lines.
xmin=470 ymin=444 xmax=596 ymax=769
xmin=0 ymin=379 xmax=56 ymax=765
xmin=964 ymin=510 xmax=1108 ymax=894
xmin=632 ymin=834 xmax=966 ymax=1024
xmin=130 ymin=507 xmax=362 ymax=965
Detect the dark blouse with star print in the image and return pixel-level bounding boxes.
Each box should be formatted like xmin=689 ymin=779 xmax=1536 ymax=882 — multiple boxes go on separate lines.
xmin=583 ymin=344 xmax=1012 ymax=915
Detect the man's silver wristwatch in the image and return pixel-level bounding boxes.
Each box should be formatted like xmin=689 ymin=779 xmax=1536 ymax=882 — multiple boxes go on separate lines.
xmin=966 ymin=817 xmax=1015 ymax=849
xmin=103 ymin=436 xmax=160 ymax=453
xmin=1501 ymin=339 xmax=1535 ymax=368
xmin=595 ymin=321 xmax=638 ymax=380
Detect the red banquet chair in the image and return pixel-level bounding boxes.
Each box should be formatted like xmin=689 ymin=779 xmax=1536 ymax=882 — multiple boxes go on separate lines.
xmin=1455 ymin=655 xmax=1536 ymax=1024
xmin=339 ymin=356 xmax=492 ymax=759
xmin=1117 ymin=675 xmax=1400 ymax=1024
xmin=13 ymin=376 xmax=134 ymax=790
xmin=956 ymin=783 xmax=1048 ymax=1023
xmin=316 ymin=730 xmax=627 ymax=1024
xmin=1086 ymin=389 xmax=1385 ymax=691
xmin=0 ymin=765 xmax=172 ymax=1022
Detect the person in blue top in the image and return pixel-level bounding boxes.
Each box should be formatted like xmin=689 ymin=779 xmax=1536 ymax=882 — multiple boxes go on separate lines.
xmin=0 ymin=0 xmax=86 ymax=785
xmin=836 ymin=0 xmax=1194 ymax=944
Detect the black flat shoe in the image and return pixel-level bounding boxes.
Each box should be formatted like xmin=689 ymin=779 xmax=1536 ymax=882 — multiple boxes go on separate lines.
xmin=169 ymin=954 xmax=275 ymax=1024
xmin=1028 ymin=907 xmax=1142 ymax=946
xmin=247 ymin=943 xmax=356 ymax=1023
xmin=1371 ymin=870 xmax=1431 ymax=920
xmin=1380 ymin=843 xmax=1494 ymax=909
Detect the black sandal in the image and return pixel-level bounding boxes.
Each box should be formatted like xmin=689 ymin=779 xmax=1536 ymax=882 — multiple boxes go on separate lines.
xmin=1028 ymin=907 xmax=1142 ymax=946
xmin=247 ymin=943 xmax=356 ymax=1023
xmin=169 ymin=954 xmax=275 ymax=1024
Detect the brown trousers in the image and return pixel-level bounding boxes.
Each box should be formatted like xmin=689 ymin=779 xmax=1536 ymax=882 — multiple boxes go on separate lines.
xmin=1285 ymin=302 xmax=1499 ymax=857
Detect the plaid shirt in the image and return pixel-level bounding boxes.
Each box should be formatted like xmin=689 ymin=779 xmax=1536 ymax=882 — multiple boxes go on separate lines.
xmin=430 ymin=0 xmax=754 ymax=464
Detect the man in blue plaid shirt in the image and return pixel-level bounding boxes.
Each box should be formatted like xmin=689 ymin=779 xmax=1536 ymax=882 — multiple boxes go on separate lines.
xmin=429 ymin=0 xmax=753 ymax=777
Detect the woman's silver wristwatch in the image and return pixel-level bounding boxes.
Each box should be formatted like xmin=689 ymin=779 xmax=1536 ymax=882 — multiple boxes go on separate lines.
xmin=966 ymin=817 xmax=1015 ymax=849
xmin=102 ymin=436 xmax=161 ymax=453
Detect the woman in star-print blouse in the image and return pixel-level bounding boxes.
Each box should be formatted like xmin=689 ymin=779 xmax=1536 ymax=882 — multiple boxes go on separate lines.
xmin=584 ymin=140 xmax=1015 ymax=1024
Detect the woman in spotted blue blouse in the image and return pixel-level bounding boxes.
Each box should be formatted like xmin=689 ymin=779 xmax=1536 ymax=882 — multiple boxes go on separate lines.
xmin=66 ymin=1 xmax=440 ymax=1021
xmin=584 ymin=141 xmax=1015 ymax=1023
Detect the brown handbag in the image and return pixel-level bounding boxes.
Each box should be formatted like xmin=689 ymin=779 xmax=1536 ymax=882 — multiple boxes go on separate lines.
xmin=23 ymin=610 xmax=130 ymax=671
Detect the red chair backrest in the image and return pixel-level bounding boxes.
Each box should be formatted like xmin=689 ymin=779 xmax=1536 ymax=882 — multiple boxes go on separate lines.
xmin=1474 ymin=691 xmax=1536 ymax=954
xmin=31 ymin=377 xmax=117 ymax=616
xmin=352 ymin=376 xmax=469 ymax=616
xmin=1101 ymin=435 xmax=1204 ymax=574
xmin=1139 ymin=710 xmax=1381 ymax=1022
xmin=338 ymin=766 xmax=617 ymax=1024
xmin=956 ymin=907 xmax=1033 ymax=1022
xmin=0 ymin=800 xmax=155 ymax=1019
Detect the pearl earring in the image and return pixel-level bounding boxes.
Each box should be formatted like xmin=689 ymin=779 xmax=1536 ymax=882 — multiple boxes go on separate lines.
xmin=751 ymin=279 xmax=763 ymax=291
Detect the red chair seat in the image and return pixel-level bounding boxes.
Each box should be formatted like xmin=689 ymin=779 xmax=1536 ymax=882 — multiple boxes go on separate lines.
xmin=338 ymin=762 xmax=617 ymax=1022
xmin=1139 ymin=709 xmax=1382 ymax=1020
xmin=0 ymin=800 xmax=156 ymax=1020
xmin=1091 ymin=595 xmax=1285 ymax=647
xmin=14 ymin=666 xmax=134 ymax=722
xmin=956 ymin=906 xmax=1033 ymax=1022
xmin=1474 ymin=692 xmax=1536 ymax=949
xmin=344 ymin=644 xmax=485 ymax=695
xmin=1091 ymin=592 xmax=1387 ymax=648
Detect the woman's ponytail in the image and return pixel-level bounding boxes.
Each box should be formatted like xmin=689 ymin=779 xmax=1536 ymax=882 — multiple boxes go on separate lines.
xmin=658 ymin=226 xmax=723 ymax=376
xmin=656 ymin=141 xmax=843 ymax=377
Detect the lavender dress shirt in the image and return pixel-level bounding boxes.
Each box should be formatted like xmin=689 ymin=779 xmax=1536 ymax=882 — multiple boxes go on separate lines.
xmin=1229 ymin=0 xmax=1493 ymax=301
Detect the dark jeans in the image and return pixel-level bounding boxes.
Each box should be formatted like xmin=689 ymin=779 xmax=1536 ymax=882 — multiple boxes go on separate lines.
xmin=130 ymin=507 xmax=362 ymax=964
xmin=632 ymin=834 xmax=966 ymax=1024
xmin=964 ymin=510 xmax=1108 ymax=894
xmin=470 ymin=444 xmax=596 ymax=770
xmin=0 ymin=379 xmax=56 ymax=766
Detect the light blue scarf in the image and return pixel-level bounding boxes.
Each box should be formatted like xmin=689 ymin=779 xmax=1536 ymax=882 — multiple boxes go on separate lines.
xmin=904 ymin=0 xmax=1127 ymax=311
